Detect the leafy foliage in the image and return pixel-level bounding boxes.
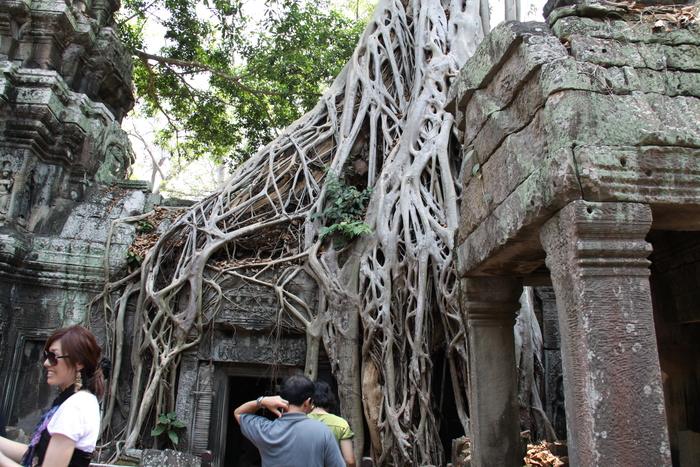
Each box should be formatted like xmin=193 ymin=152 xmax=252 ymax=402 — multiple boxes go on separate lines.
xmin=116 ymin=0 xmax=367 ymax=167
xmin=125 ymin=250 xmax=142 ymax=265
xmin=137 ymin=220 xmax=155 ymax=233
xmin=313 ymin=170 xmax=372 ymax=246
xmin=151 ymin=412 xmax=186 ymax=446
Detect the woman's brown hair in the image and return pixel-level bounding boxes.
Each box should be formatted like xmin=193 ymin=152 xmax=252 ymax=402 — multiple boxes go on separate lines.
xmin=45 ymin=325 xmax=106 ymax=399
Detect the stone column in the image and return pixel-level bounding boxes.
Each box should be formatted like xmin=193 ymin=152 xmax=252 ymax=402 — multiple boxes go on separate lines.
xmin=463 ymin=276 xmax=523 ymax=467
xmin=540 ymin=201 xmax=671 ymax=466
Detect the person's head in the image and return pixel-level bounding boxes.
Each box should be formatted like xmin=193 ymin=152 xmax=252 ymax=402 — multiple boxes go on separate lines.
xmin=44 ymin=325 xmax=106 ymax=398
xmin=280 ymin=375 xmax=315 ymax=409
xmin=312 ymin=381 xmax=337 ymax=412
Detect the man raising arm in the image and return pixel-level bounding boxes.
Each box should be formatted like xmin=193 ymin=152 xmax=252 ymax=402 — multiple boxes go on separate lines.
xmin=234 ymin=374 xmax=345 ymax=467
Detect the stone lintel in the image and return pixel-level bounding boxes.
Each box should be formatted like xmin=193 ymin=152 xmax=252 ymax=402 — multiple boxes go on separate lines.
xmin=540 ymin=200 xmax=671 ymax=466
xmin=544 ymin=91 xmax=700 ymax=154
xmin=462 ymin=276 xmax=523 ymax=467
xmin=457 ymin=147 xmax=581 ymax=276
xmin=199 ymin=330 xmax=306 ymax=366
xmin=457 ymin=141 xmax=700 ymax=277
xmin=575 ymin=146 xmax=700 ymax=225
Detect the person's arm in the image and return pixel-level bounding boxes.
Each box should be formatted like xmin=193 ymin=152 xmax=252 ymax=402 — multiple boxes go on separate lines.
xmin=0 ymin=433 xmax=76 ymax=467
xmin=0 ymin=449 xmax=21 ymax=467
xmin=40 ymin=434 xmax=76 ymax=467
xmin=0 ymin=437 xmax=26 ymax=463
xmin=234 ymin=396 xmax=289 ymax=423
xmin=339 ymin=439 xmax=356 ymax=467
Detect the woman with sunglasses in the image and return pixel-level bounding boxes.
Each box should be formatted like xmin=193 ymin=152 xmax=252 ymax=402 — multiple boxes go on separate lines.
xmin=0 ymin=325 xmax=108 ymax=467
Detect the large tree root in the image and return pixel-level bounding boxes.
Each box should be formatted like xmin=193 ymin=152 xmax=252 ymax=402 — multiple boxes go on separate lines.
xmin=97 ymin=0 xmax=498 ymax=464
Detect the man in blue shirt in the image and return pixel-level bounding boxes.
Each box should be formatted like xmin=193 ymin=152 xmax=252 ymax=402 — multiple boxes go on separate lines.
xmin=234 ymin=374 xmax=345 ymax=467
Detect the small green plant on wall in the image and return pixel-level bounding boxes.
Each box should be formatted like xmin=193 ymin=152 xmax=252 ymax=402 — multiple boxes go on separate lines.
xmin=312 ymin=169 xmax=372 ymax=248
xmin=125 ymin=251 xmax=142 ymax=265
xmin=151 ymin=412 xmax=185 ymax=446
xmin=137 ymin=220 xmax=155 ymax=233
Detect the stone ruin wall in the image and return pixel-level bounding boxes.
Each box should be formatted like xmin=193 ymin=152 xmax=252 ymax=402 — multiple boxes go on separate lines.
xmin=448 ymin=2 xmax=700 ymax=463
xmin=0 ymin=0 xmax=318 ymax=454
xmin=0 ymin=0 xmax=151 ymax=433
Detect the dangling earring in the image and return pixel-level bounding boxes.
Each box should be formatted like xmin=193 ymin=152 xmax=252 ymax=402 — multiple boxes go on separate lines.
xmin=75 ymin=371 xmax=83 ymax=392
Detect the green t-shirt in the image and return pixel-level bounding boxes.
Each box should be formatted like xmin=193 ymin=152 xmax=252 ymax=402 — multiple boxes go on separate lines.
xmin=308 ymin=412 xmax=355 ymax=443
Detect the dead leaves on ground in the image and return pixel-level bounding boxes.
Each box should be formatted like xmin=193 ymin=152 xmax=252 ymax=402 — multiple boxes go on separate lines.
xmin=127 ymin=206 xmax=184 ymax=265
xmin=524 ymin=441 xmax=568 ymax=467
xmin=606 ymin=1 xmax=699 ymax=27
xmin=453 ymin=437 xmax=567 ymax=467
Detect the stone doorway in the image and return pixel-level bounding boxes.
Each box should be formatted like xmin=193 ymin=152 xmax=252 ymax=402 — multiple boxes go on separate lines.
xmin=207 ymin=364 xmax=301 ymax=467
xmin=224 ymin=375 xmax=279 ymax=467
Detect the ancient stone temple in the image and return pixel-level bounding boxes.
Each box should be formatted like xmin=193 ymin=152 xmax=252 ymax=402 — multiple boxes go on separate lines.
xmin=1 ymin=0 xmax=699 ymax=465
xmin=447 ymin=0 xmax=700 ymax=465
xmin=0 ymin=0 xmax=149 ymax=433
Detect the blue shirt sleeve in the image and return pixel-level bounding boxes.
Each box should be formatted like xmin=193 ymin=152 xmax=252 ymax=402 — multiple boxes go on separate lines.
xmin=323 ymin=427 xmax=346 ymax=466
xmin=239 ymin=413 xmax=271 ymax=448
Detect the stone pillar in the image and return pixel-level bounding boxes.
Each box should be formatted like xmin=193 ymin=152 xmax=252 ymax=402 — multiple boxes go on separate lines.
xmin=540 ymin=201 xmax=671 ymax=466
xmin=463 ymin=276 xmax=523 ymax=467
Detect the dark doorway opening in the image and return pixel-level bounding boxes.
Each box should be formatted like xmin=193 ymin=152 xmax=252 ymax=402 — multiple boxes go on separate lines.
xmin=224 ymin=376 xmax=279 ymax=467
xmin=434 ymin=348 xmax=465 ymax=462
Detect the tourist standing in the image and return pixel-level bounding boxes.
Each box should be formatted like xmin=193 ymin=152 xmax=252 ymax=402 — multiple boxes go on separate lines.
xmin=234 ymin=374 xmax=345 ymax=467
xmin=0 ymin=325 xmax=107 ymax=467
xmin=309 ymin=382 xmax=356 ymax=467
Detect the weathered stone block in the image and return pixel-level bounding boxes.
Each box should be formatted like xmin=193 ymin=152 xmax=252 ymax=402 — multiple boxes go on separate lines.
xmin=574 ymin=145 xmax=700 ymax=209
xmin=457 ymin=147 xmax=581 ymax=275
xmin=199 ymin=330 xmax=306 ymax=366
xmin=544 ymin=90 xmax=700 ymax=152
xmin=677 ymin=430 xmax=700 ymax=466
xmin=460 ymin=110 xmax=548 ymax=237
xmin=549 ymin=15 xmax=700 ymax=47
xmin=569 ymin=34 xmax=700 ymax=71
xmin=469 ymin=73 xmax=547 ymax=158
xmin=141 ymin=449 xmax=200 ymax=467
xmin=447 ymin=21 xmax=565 ymax=114
xmin=569 ymin=34 xmax=647 ymax=68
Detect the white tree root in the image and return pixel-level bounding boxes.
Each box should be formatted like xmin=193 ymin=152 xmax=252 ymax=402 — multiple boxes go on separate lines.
xmin=98 ymin=0 xmax=500 ymax=464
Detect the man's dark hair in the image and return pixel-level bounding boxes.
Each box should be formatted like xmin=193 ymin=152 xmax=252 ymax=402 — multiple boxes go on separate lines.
xmin=280 ymin=374 xmax=315 ymax=406
xmin=312 ymin=381 xmax=338 ymax=412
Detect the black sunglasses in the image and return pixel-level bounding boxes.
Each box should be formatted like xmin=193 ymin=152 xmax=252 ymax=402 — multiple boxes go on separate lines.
xmin=44 ymin=350 xmax=69 ymax=366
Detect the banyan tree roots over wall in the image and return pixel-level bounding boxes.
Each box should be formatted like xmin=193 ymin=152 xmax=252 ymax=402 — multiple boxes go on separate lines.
xmin=101 ymin=0 xmax=489 ymax=464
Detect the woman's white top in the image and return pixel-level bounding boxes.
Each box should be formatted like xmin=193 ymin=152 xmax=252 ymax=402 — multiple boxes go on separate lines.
xmin=47 ymin=390 xmax=100 ymax=452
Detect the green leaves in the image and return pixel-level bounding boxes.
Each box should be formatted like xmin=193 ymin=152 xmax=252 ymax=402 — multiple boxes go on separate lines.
xmin=312 ymin=169 xmax=372 ymax=247
xmin=151 ymin=412 xmax=185 ymax=447
xmin=126 ymin=251 xmax=143 ymax=265
xmin=117 ymin=0 xmax=368 ymax=166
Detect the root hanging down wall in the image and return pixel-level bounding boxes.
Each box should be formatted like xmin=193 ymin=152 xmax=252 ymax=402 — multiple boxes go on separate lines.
xmin=100 ymin=0 xmax=489 ymax=464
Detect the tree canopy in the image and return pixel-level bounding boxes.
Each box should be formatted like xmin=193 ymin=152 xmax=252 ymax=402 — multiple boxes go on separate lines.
xmin=117 ymin=0 xmax=372 ymax=167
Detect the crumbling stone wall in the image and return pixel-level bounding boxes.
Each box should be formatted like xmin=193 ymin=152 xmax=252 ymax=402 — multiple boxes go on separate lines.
xmin=0 ymin=0 xmax=148 ymax=434
xmin=448 ymin=1 xmax=700 ymax=465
